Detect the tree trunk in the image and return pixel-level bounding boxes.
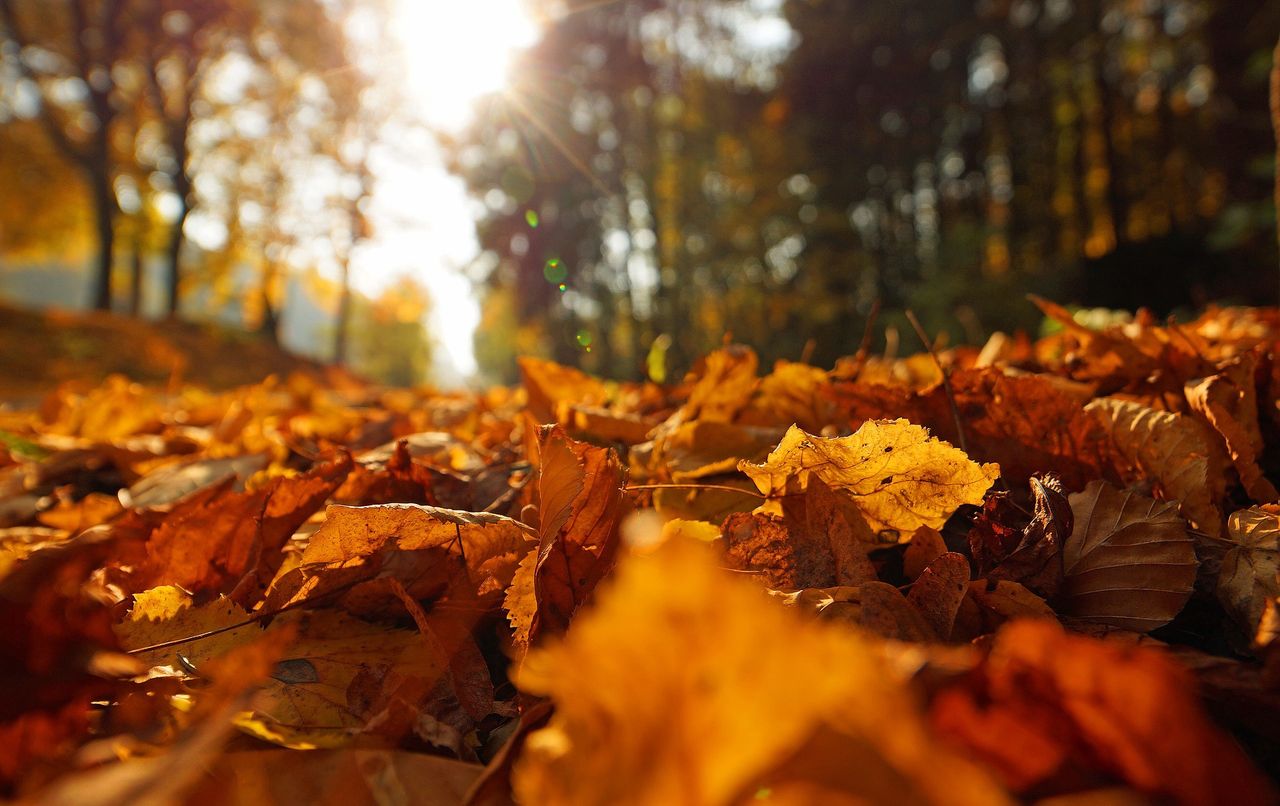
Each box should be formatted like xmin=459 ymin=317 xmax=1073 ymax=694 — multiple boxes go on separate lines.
xmin=164 ymin=192 xmax=190 ymax=318
xmin=89 ymin=169 xmax=115 ymax=311
xmin=334 ymin=260 xmax=351 ymax=365
xmin=129 ymin=227 xmax=144 ymax=317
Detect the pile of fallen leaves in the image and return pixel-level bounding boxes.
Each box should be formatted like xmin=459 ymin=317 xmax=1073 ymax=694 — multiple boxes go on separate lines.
xmin=4 ymin=298 xmax=1280 ymax=805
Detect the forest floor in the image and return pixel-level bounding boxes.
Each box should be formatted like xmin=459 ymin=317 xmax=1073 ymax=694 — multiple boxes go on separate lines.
xmin=3 ymin=300 xmax=1280 ymax=804
xmin=0 ymin=304 xmax=323 ymax=400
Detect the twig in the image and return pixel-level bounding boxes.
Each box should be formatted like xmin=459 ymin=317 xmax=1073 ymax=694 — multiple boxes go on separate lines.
xmin=622 ymin=483 xmax=767 ymax=498
xmin=905 ymin=310 xmax=969 ymax=454
xmin=1272 ymin=33 xmax=1280 ymax=304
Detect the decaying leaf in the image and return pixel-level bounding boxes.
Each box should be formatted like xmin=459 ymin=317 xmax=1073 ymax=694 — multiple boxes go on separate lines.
xmin=907 ymin=552 xmax=970 ymax=641
xmin=1060 ymin=481 xmax=1197 ymax=632
xmin=722 ymin=477 xmax=876 ymax=589
xmin=740 ymin=419 xmax=999 ymax=538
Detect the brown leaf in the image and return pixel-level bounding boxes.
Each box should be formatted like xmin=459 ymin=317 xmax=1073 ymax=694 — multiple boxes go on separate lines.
xmin=136 ymin=454 xmax=350 ymax=600
xmin=1216 ymin=506 xmax=1280 ymax=639
xmin=519 ymin=357 xmax=609 ymax=424
xmin=260 ymin=504 xmax=533 ymax=615
xmin=930 ymin=619 xmax=1275 ymax=805
xmin=984 ymin=477 xmax=1071 ymax=600
xmin=530 ymin=425 xmax=625 ymax=639
xmin=1186 ymin=354 xmax=1279 ymax=504
xmin=1087 ymin=397 xmax=1224 ymax=537
xmin=903 ymin=525 xmax=948 ymax=580
xmin=1060 ymin=481 xmax=1197 ymax=632
xmin=722 ymin=478 xmax=877 ymax=590
xmin=781 ymin=582 xmax=939 ymax=642
xmin=675 ymin=345 xmax=759 ymax=424
xmin=907 ymin=552 xmax=970 ymax=640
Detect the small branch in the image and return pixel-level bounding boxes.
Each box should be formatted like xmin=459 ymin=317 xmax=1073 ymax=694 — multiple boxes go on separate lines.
xmin=1272 ymin=34 xmax=1280 ymax=304
xmin=905 ymin=310 xmax=969 ymax=454
xmin=623 ymin=483 xmax=767 ymax=498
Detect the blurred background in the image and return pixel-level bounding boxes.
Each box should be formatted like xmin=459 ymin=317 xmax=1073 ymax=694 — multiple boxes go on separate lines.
xmin=0 ymin=0 xmax=1277 ymax=388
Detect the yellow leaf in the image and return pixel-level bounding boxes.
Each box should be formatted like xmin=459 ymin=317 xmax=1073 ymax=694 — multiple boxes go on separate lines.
xmin=511 ymin=538 xmax=1010 ymax=805
xmin=740 ymin=420 xmax=999 ymax=538
xmin=115 ymin=587 xmax=261 ymax=672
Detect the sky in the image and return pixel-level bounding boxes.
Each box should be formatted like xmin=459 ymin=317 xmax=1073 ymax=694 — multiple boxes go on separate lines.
xmin=352 ymin=0 xmax=540 ymax=384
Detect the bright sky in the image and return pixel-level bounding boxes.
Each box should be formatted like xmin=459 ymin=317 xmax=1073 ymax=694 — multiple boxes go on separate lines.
xmin=351 ymin=0 xmax=539 ymax=384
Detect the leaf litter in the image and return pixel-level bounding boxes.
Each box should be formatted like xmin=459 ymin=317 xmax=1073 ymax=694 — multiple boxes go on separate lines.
xmin=2 ymin=302 xmax=1280 ymax=804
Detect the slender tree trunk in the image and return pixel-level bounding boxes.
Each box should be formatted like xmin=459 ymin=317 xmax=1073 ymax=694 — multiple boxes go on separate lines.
xmin=260 ymin=294 xmax=280 ymax=345
xmin=89 ymin=168 xmax=115 ymax=311
xmin=129 ymin=227 xmax=144 ymax=317
xmin=165 ymin=196 xmax=189 ymax=318
xmin=334 ymin=260 xmax=351 ymax=365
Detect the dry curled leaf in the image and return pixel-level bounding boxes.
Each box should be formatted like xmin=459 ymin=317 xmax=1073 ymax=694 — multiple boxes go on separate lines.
xmin=740 ymin=419 xmax=999 ymax=539
xmin=529 ymin=425 xmax=626 ymax=640
xmin=1060 ymin=481 xmax=1197 ymax=632
xmin=1185 ymin=354 xmax=1279 ymax=504
xmin=261 ymin=503 xmax=533 ymax=615
xmin=1086 ymin=397 xmax=1224 ymax=537
xmin=722 ymin=477 xmax=876 ymax=590
xmin=1216 ymin=507 xmax=1280 ymax=639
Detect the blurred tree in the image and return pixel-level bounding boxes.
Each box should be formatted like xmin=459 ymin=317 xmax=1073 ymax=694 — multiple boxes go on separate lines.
xmin=0 ymin=0 xmax=129 ymax=310
xmin=449 ymin=0 xmax=1278 ymax=383
xmin=350 ymin=275 xmax=433 ymax=387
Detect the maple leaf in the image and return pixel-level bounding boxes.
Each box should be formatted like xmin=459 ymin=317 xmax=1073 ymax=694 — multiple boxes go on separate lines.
xmin=740 ymin=419 xmax=999 ymax=538
xmin=1059 ymin=481 xmax=1197 ymax=632
xmin=511 ymin=538 xmax=1009 ymax=805
xmin=930 ymin=619 xmax=1275 ymax=805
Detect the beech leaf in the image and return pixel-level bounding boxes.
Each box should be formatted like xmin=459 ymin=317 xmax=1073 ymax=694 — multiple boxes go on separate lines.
xmin=740 ymin=419 xmax=999 ymax=538
xmin=1060 ymin=481 xmax=1197 ymax=632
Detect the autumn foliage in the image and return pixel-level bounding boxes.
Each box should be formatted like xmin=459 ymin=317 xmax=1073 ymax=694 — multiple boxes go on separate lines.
xmin=4 ymin=302 xmax=1280 ymax=804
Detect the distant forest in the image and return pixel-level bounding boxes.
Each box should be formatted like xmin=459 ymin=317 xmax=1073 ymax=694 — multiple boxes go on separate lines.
xmin=449 ymin=0 xmax=1280 ymax=380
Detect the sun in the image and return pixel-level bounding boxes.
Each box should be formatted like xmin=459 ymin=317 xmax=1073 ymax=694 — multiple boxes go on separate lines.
xmin=394 ymin=0 xmax=540 ymax=130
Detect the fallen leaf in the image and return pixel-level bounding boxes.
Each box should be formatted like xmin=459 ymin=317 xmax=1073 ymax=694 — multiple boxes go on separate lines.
xmin=740 ymin=419 xmax=999 ymax=538
xmin=1086 ymin=397 xmax=1224 ymax=537
xmin=1216 ymin=507 xmax=1280 ymax=638
xmin=930 ymin=619 xmax=1274 ymax=805
xmin=907 ymin=552 xmax=970 ymax=640
xmin=1185 ymin=354 xmax=1279 ymax=504
xmin=1060 ymin=481 xmax=1197 ymax=632
xmin=529 ymin=426 xmax=625 ymax=639
xmin=261 ymin=503 xmax=533 ymax=615
xmin=512 ymin=538 xmax=1009 ymax=805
